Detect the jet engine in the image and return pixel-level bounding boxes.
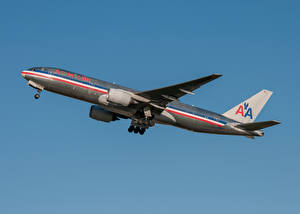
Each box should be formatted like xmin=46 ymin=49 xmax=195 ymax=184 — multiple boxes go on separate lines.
xmin=89 ymin=105 xmax=118 ymax=122
xmin=98 ymin=88 xmax=133 ymax=106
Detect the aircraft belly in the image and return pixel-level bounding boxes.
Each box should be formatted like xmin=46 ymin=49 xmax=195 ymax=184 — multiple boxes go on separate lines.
xmin=154 ymin=110 xmax=176 ymax=125
xmin=26 ymin=75 xmax=53 ymax=90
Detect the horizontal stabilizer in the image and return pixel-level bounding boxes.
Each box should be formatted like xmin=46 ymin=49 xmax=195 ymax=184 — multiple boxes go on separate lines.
xmin=236 ymin=120 xmax=281 ymax=131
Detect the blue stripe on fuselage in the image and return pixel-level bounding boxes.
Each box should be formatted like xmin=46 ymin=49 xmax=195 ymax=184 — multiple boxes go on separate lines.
xmin=33 ymin=69 xmax=108 ymax=91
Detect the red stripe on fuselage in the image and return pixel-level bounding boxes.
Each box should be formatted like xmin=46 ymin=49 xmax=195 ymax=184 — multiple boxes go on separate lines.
xmin=22 ymin=72 xmax=51 ymax=80
xmin=21 ymin=71 xmax=107 ymax=94
xmin=166 ymin=108 xmax=223 ymax=127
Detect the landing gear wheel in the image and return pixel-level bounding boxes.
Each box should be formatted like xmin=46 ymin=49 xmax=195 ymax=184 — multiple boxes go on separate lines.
xmin=34 ymin=93 xmax=40 ymax=99
xmin=134 ymin=127 xmax=140 ymax=134
xmin=128 ymin=126 xmax=134 ymax=133
xmin=139 ymin=128 xmax=145 ymax=135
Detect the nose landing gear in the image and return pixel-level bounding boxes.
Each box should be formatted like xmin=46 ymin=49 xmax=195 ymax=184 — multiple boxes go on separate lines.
xmin=34 ymin=89 xmax=42 ymax=99
xmin=34 ymin=93 xmax=40 ymax=99
xmin=28 ymin=80 xmax=44 ymax=100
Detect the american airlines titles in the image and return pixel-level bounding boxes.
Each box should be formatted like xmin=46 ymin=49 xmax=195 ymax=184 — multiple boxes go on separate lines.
xmin=54 ymin=69 xmax=91 ymax=82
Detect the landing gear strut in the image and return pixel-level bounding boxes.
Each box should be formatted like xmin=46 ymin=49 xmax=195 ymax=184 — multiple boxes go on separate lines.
xmin=28 ymin=81 xmax=44 ymax=100
xmin=34 ymin=89 xmax=42 ymax=99
xmin=128 ymin=107 xmax=155 ymax=136
xmin=128 ymin=117 xmax=155 ymax=135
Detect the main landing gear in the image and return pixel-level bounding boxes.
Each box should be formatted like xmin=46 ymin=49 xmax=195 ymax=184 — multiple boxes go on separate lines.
xmin=128 ymin=117 xmax=155 ymax=136
xmin=128 ymin=125 xmax=146 ymax=135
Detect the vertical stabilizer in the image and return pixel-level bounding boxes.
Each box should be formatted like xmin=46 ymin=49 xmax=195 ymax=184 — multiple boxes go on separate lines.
xmin=223 ymin=90 xmax=273 ymax=123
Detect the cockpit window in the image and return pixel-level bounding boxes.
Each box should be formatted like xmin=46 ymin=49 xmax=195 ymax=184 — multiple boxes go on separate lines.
xmin=28 ymin=67 xmax=43 ymax=71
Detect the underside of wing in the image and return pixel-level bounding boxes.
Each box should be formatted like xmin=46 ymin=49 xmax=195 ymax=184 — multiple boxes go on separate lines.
xmin=135 ymin=74 xmax=222 ymax=106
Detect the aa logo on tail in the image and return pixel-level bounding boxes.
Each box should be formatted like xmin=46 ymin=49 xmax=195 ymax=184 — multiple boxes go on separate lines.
xmin=235 ymin=103 xmax=253 ymax=119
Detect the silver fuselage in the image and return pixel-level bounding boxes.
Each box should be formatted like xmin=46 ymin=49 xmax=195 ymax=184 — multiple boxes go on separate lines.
xmin=21 ymin=68 xmax=262 ymax=137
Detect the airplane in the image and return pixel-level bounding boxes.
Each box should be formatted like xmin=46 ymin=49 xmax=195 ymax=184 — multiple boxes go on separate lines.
xmin=21 ymin=67 xmax=280 ymax=138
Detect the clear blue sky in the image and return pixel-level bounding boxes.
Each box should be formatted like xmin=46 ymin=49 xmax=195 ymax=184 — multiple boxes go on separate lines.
xmin=0 ymin=0 xmax=299 ymax=213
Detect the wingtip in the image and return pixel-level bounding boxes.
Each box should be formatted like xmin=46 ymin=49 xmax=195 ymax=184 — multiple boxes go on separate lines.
xmin=269 ymin=120 xmax=281 ymax=126
xmin=273 ymin=120 xmax=281 ymax=125
xmin=212 ymin=73 xmax=223 ymax=77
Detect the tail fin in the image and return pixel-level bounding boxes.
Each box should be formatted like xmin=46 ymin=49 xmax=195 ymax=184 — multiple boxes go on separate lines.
xmin=222 ymin=90 xmax=273 ymax=123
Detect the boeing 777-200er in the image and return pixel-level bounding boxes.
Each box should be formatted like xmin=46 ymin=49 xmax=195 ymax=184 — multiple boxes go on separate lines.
xmin=21 ymin=67 xmax=280 ymax=138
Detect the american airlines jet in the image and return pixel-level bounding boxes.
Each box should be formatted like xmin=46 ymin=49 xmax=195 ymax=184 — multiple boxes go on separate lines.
xmin=21 ymin=67 xmax=280 ymax=138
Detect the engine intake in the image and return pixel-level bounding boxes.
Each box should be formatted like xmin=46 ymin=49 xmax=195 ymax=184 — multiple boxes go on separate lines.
xmin=89 ymin=105 xmax=118 ymax=122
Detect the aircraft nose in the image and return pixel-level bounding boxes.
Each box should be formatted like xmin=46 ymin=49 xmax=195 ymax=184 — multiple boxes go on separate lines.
xmin=21 ymin=71 xmax=26 ymax=77
xmin=21 ymin=70 xmax=29 ymax=79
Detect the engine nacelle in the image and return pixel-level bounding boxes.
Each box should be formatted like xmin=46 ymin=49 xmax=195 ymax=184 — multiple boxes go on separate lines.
xmin=99 ymin=88 xmax=133 ymax=107
xmin=89 ymin=105 xmax=117 ymax=122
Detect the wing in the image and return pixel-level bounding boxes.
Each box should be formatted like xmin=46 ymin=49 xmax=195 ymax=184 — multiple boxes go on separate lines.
xmin=236 ymin=120 xmax=281 ymax=131
xmin=135 ymin=74 xmax=222 ymax=106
